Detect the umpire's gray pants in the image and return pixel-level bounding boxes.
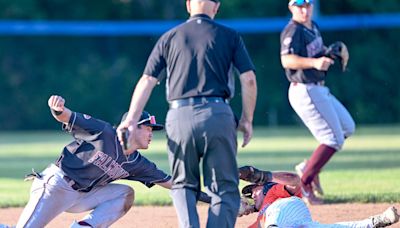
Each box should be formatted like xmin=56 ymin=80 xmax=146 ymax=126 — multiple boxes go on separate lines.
xmin=166 ymin=102 xmax=240 ymax=228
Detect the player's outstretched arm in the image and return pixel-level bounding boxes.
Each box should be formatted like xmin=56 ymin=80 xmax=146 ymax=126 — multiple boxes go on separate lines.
xmin=156 ymin=179 xmax=172 ymax=189
xmin=239 ymin=166 xmax=301 ymax=188
xmin=48 ymin=95 xmax=72 ymax=124
xmin=156 ymin=179 xmax=211 ymax=204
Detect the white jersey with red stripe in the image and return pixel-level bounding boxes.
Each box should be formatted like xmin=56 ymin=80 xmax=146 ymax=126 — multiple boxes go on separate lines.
xmin=261 ymin=197 xmax=374 ymax=228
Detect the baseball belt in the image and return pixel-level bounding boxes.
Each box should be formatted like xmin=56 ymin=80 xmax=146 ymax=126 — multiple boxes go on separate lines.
xmin=169 ymin=96 xmax=228 ymax=109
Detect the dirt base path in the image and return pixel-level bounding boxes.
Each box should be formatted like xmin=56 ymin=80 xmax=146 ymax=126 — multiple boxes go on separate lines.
xmin=1 ymin=203 xmax=400 ymax=227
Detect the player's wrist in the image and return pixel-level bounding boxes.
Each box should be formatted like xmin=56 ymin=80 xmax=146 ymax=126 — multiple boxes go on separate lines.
xmin=50 ymin=109 xmax=63 ymax=116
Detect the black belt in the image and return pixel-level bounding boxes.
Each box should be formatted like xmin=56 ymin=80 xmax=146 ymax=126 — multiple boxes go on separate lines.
xmin=55 ymin=163 xmax=91 ymax=192
xmin=292 ymin=81 xmax=325 ymax=86
xmin=169 ymin=97 xmax=228 ymax=109
xmin=62 ymin=175 xmax=83 ymax=191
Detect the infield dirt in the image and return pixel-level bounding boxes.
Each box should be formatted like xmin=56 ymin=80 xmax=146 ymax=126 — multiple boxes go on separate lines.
xmin=1 ymin=203 xmax=400 ymax=227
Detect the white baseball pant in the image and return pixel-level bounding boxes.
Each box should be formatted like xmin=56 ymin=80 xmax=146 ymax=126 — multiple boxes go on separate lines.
xmin=288 ymin=83 xmax=355 ymax=150
xmin=16 ymin=164 xmax=134 ymax=228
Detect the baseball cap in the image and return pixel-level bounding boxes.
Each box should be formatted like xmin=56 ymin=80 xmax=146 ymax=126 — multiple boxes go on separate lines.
xmin=120 ymin=111 xmax=164 ymax=131
xmin=242 ymin=182 xmax=278 ymax=198
xmin=289 ymin=0 xmax=313 ymax=6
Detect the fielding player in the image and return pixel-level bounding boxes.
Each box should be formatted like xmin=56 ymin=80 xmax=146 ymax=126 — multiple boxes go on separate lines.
xmin=17 ymin=95 xmax=172 ymax=228
xmin=280 ymin=0 xmax=356 ymax=204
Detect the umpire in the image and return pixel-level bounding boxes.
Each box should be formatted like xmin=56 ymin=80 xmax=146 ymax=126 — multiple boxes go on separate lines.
xmin=117 ymin=0 xmax=257 ymax=227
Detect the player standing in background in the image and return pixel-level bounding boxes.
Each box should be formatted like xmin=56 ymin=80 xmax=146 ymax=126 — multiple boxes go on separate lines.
xmin=117 ymin=0 xmax=257 ymax=227
xmin=280 ymin=0 xmax=355 ymax=204
xmin=238 ymin=166 xmax=400 ymax=228
xmin=16 ymin=95 xmax=172 ymax=228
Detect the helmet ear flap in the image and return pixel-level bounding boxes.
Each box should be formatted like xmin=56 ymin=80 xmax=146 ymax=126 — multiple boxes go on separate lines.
xmin=263 ymin=182 xmax=278 ymax=195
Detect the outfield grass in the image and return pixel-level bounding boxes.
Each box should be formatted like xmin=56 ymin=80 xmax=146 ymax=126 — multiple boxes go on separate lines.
xmin=0 ymin=126 xmax=399 ymax=208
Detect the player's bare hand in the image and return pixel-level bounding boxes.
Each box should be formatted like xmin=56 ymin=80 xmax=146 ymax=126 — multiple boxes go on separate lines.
xmin=237 ymin=118 xmax=253 ymax=148
xmin=48 ymin=95 xmax=65 ymax=112
xmin=313 ymin=57 xmax=334 ymax=71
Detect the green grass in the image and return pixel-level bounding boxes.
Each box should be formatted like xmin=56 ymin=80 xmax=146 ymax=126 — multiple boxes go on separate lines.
xmin=1 ymin=125 xmax=400 ymax=208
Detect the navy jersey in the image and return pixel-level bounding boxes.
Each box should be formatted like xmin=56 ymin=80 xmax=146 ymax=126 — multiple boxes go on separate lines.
xmin=280 ymin=20 xmax=326 ymax=83
xmin=144 ymin=14 xmax=255 ymax=101
xmin=56 ymin=112 xmax=170 ymax=192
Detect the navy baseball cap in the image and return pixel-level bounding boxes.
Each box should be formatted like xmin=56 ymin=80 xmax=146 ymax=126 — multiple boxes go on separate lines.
xmin=242 ymin=182 xmax=278 ymax=198
xmin=289 ymin=0 xmax=313 ymax=6
xmin=121 ymin=111 xmax=164 ymax=131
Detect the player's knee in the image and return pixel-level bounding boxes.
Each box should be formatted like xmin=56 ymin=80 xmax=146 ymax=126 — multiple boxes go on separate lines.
xmin=344 ymin=121 xmax=356 ymax=138
xmin=123 ymin=187 xmax=135 ymax=213
xmin=325 ymin=137 xmax=344 ymax=150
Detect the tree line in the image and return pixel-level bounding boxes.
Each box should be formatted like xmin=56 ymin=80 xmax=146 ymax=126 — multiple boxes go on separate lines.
xmin=0 ymin=0 xmax=399 ymax=129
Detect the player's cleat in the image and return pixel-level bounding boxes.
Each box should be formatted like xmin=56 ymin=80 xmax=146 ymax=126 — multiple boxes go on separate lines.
xmin=70 ymin=220 xmax=92 ymax=228
xmin=311 ymin=174 xmax=324 ymax=197
xmin=371 ymin=206 xmax=400 ymax=228
xmin=295 ymin=159 xmax=324 ymax=197
xmin=301 ymin=183 xmax=323 ymax=205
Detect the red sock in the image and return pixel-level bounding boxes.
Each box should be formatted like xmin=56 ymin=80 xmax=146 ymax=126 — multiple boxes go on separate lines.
xmin=301 ymin=144 xmax=336 ymax=185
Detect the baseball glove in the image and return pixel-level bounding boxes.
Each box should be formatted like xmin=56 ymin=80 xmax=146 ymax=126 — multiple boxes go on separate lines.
xmin=324 ymin=41 xmax=349 ymax=72
xmin=239 ymin=166 xmax=272 ymax=185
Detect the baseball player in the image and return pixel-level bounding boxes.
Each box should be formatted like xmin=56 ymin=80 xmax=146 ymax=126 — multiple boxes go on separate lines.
xmin=16 ymin=95 xmax=174 ymax=228
xmin=117 ymin=0 xmax=257 ymax=227
xmin=280 ymin=0 xmax=356 ymax=204
xmin=238 ymin=166 xmax=400 ymax=228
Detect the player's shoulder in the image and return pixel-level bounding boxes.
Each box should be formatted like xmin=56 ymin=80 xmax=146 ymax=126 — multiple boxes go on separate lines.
xmin=282 ymin=20 xmax=303 ymax=34
xmin=281 ymin=20 xmax=304 ymax=41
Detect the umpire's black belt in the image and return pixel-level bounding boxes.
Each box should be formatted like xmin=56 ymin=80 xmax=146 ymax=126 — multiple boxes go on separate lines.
xmin=169 ymin=97 xmax=228 ymax=109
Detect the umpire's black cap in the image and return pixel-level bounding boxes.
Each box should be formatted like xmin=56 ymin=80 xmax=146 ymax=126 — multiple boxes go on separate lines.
xmin=242 ymin=182 xmax=278 ymax=198
xmin=121 ymin=111 xmax=164 ymax=131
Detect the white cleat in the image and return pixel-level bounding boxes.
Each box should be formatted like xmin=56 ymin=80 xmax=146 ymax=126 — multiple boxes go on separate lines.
xmin=295 ymin=159 xmax=324 ymax=196
xmin=371 ymin=206 xmax=400 ymax=227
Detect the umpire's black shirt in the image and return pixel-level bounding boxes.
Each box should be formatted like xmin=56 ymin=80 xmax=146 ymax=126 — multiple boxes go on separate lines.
xmin=144 ymin=14 xmax=255 ymax=101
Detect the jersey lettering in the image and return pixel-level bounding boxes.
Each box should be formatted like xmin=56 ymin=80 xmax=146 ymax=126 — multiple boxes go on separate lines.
xmin=88 ymin=151 xmax=129 ymax=180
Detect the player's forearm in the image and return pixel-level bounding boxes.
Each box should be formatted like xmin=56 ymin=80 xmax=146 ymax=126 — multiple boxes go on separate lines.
xmin=281 ymin=54 xmax=316 ymax=70
xmin=156 ymin=179 xmax=172 ymax=189
xmin=51 ymin=107 xmax=72 ymax=124
xmin=125 ymin=74 xmax=158 ymax=124
xmin=271 ymin=171 xmax=301 ymax=187
xmin=239 ymin=70 xmax=257 ymax=122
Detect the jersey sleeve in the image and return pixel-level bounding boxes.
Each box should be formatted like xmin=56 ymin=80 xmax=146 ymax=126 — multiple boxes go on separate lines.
xmin=143 ymin=34 xmax=168 ymax=79
xmin=232 ymin=33 xmax=256 ymax=74
xmin=62 ymin=112 xmax=109 ymax=141
xmin=125 ymin=153 xmax=171 ymax=188
xmin=280 ymin=24 xmax=303 ymax=56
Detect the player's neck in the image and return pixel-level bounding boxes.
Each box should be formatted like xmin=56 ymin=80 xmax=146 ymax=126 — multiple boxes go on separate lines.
xmin=123 ymin=148 xmax=137 ymax=156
